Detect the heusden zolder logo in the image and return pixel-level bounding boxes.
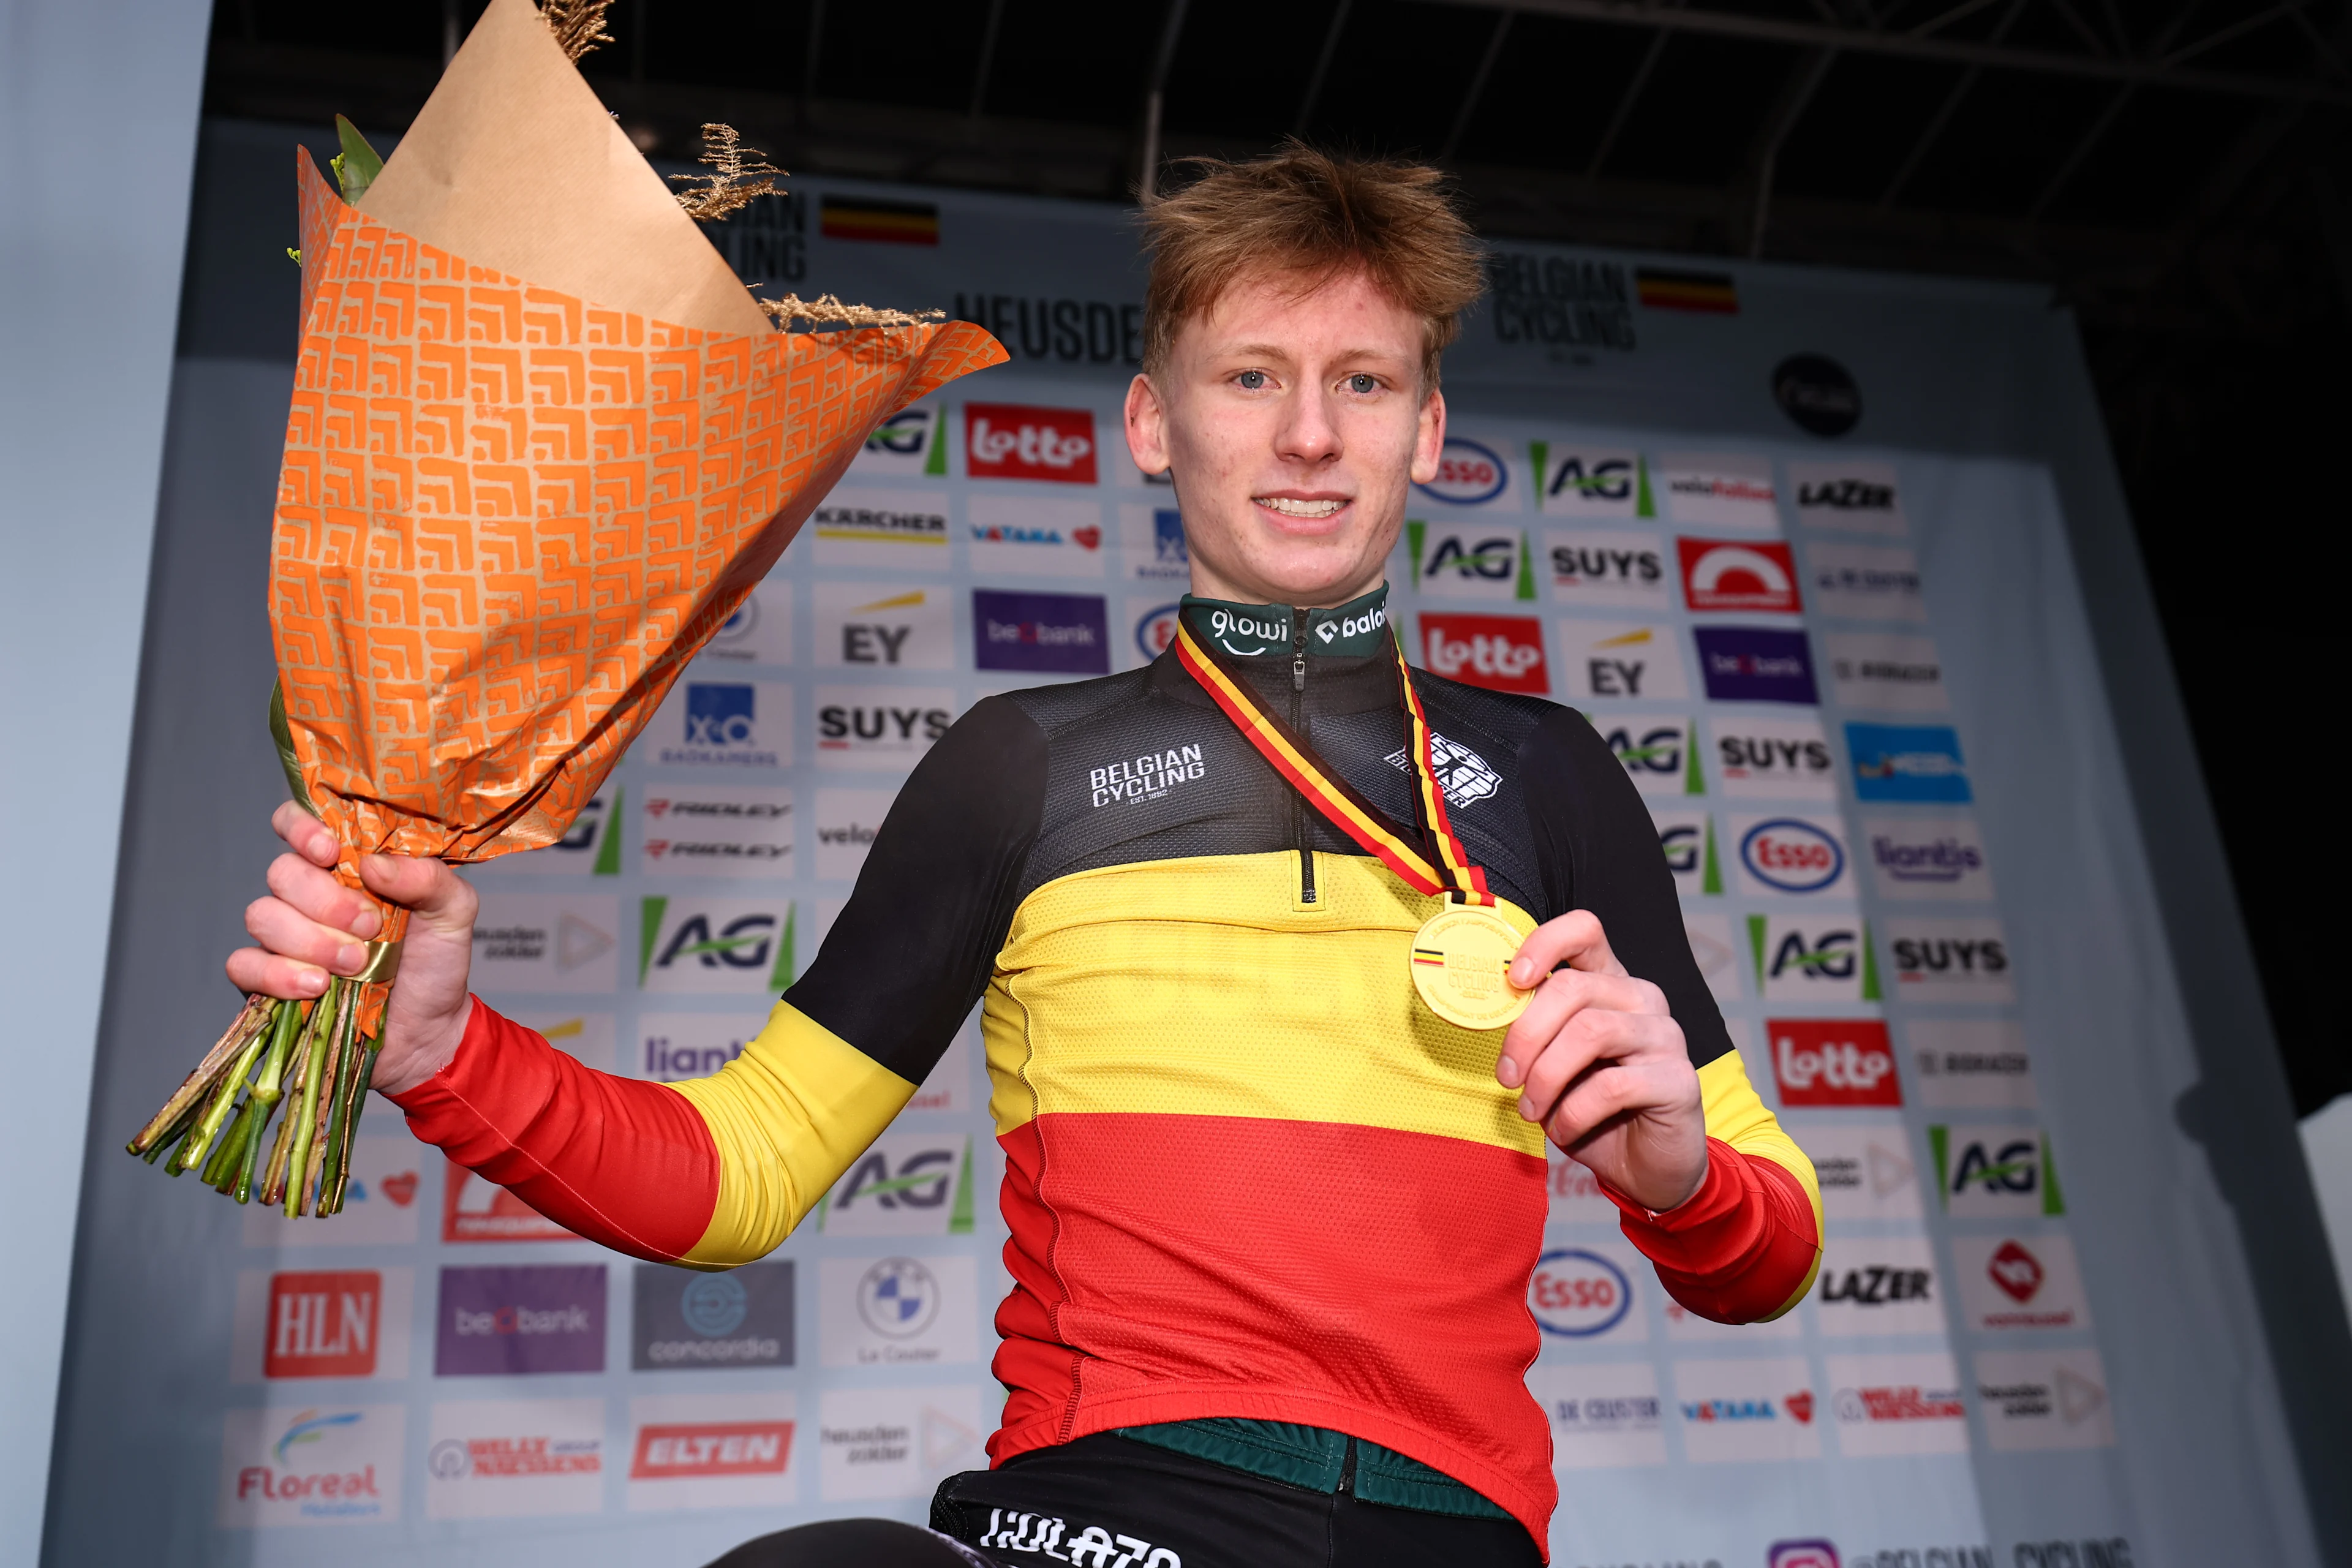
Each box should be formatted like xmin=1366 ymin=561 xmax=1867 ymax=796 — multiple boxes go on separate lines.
xmin=1419 ymin=611 xmax=1549 ymax=694
xmin=973 ymin=589 xmax=1110 ymax=675
xmin=435 ymin=1265 xmax=607 ymax=1376
xmin=1408 ymin=521 xmax=1536 ymax=600
xmin=963 ymin=402 xmax=1098 ymax=484
xmin=634 ymin=1260 xmax=794 ymax=1370
xmin=1695 ymin=627 xmax=1819 ymax=704
xmin=1770 ymin=1019 xmax=1899 ymax=1107
xmin=1679 ymin=537 xmax=1801 ymax=614
xmin=1412 ymin=435 xmax=1512 ymax=507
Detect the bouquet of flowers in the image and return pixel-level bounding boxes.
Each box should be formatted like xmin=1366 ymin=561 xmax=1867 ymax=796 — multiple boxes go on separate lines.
xmin=123 ymin=0 xmax=1004 ymax=1215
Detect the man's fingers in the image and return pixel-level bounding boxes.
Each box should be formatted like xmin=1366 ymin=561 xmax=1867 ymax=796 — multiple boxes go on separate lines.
xmin=355 ymin=854 xmax=477 ymax=932
xmin=1507 ymin=909 xmax=1626 ymax=990
xmin=227 ymin=944 xmax=334 ymax=1000
xmin=246 ymin=894 xmax=374 ymax=977
xmin=264 ymin=851 xmax=380 ymax=937
xmin=1496 ymin=968 xmax=1667 ymax=1088
xmin=271 ymin=801 xmax=341 ymax=867
xmin=1512 ymin=1009 xmax=1679 ymax=1123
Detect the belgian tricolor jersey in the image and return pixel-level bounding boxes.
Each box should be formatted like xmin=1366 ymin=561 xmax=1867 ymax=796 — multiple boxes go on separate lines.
xmin=390 ymin=586 xmax=1821 ymax=1555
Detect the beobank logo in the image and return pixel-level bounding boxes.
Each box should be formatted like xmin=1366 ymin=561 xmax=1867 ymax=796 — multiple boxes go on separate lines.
xmin=1419 ymin=612 xmax=1549 ymax=694
xmin=1679 ymin=537 xmax=1800 ymax=613
xmin=1770 ymin=1019 xmax=1901 ymax=1106
xmin=964 ymin=402 xmax=1096 ymax=483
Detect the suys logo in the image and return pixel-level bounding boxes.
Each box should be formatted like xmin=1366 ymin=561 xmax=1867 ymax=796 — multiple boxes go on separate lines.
xmin=1678 ymin=537 xmax=1801 ymax=614
xmin=963 ymin=402 xmax=1097 ymax=483
xmin=658 ymin=680 xmax=790 ymax=768
xmin=1733 ymin=814 xmax=1852 ymax=897
xmin=633 ymin=1260 xmax=794 ymax=1370
xmin=1695 ymin=626 xmax=1819 ymax=705
xmin=1408 ymin=520 xmax=1536 ymax=601
xmin=1930 ymin=1125 xmax=2064 ymax=1218
xmin=1528 ymin=1248 xmax=1636 ymax=1338
xmin=1594 ymin=714 xmax=1703 ymax=796
xmin=1711 ymin=715 xmax=1836 ymax=799
xmin=435 ymin=1265 xmax=607 ymax=1377
xmin=973 ymin=589 xmax=1110 ymax=676
xmin=1847 ymin=722 xmax=1970 ymax=803
xmin=1529 ymin=443 xmax=1650 ymax=517
xmin=639 ymin=896 xmax=795 ymax=993
xmin=1546 ymin=529 xmax=1670 ymax=611
xmin=820 ymin=1132 xmax=976 ymax=1236
xmin=1883 ymin=916 xmax=2013 ymax=1002
xmin=1414 ymin=435 xmax=1512 ymax=505
xmin=1419 ymin=611 xmax=1549 ymax=695
xmin=816 ymin=687 xmax=956 ymax=763
xmin=1770 ymin=1019 xmax=1899 ymax=1107
xmin=1748 ymin=914 xmax=1880 ymax=1003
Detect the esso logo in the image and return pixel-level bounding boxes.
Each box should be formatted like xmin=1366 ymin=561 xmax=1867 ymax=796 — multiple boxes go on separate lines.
xmin=1528 ymin=1248 xmax=1632 ymax=1337
xmin=1741 ymin=818 xmax=1845 ymax=892
xmin=963 ymin=402 xmax=1098 ymax=484
xmin=1135 ymin=604 xmax=1178 ymax=662
xmin=1770 ymin=1019 xmax=1900 ymax=1106
xmin=1417 ymin=437 xmax=1509 ymax=505
xmin=1768 ymin=1542 xmax=1841 ymax=1568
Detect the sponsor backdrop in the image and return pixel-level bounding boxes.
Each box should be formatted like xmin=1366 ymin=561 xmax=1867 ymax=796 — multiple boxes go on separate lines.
xmin=48 ymin=124 xmax=2325 ymax=1568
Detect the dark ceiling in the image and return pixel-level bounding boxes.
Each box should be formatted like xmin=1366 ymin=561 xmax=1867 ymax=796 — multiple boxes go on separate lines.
xmin=199 ymin=0 xmax=2350 ymax=1112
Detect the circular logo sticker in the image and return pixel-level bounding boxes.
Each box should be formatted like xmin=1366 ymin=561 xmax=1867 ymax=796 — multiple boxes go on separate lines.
xmin=1740 ymin=818 xmax=1845 ymax=893
xmin=426 ymin=1438 xmax=473 ymax=1479
xmin=1417 ymin=437 xmax=1510 ymax=505
xmin=857 ymin=1257 xmax=941 ymax=1340
xmin=1773 ymin=355 xmax=1861 ymax=437
xmin=1528 ymin=1247 xmax=1633 ymax=1338
xmin=680 ymin=1273 xmax=750 ymax=1338
xmin=1136 ymin=603 xmax=1179 ymax=663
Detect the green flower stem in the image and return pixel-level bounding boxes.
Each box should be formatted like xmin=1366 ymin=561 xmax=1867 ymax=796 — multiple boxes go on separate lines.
xmin=283 ymin=978 xmax=345 ymax=1218
xmin=177 ymin=1011 xmax=279 ymax=1176
xmin=127 ymin=993 xmax=273 ymax=1156
xmin=316 ymin=1018 xmax=363 ymax=1216
xmin=262 ymin=987 xmax=331 ymax=1208
xmin=324 ymin=1036 xmax=382 ymax=1216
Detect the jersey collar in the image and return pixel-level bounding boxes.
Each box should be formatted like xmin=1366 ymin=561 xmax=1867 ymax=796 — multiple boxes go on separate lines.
xmin=1177 ymin=585 xmax=1393 ymax=660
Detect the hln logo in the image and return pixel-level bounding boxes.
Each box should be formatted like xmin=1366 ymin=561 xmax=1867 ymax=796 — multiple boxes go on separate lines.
xmin=265 ymin=1270 xmax=380 ymax=1379
xmin=639 ymin=897 xmax=795 ymax=992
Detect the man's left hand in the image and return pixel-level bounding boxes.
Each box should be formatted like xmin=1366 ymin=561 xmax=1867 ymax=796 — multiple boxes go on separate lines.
xmin=1496 ymin=910 xmax=1706 ymax=1213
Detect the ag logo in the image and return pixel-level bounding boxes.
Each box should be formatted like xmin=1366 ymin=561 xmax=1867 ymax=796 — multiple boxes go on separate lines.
xmin=866 ymin=407 xmax=931 ymax=457
xmin=821 ymin=1133 xmax=976 ymax=1236
xmin=1733 ymin=815 xmax=1851 ymax=897
xmin=1747 ymin=914 xmax=1879 ymax=1002
xmin=1594 ymin=714 xmax=1701 ymax=797
xmin=1651 ymin=808 xmax=1717 ymax=897
xmin=639 ymin=897 xmax=795 ymax=993
xmin=1408 ymin=520 xmax=1534 ymax=600
xmin=1531 ymin=443 xmax=1648 ymax=517
xmin=848 ymin=407 xmax=946 ymax=477
xmin=1528 ymin=1248 xmax=1635 ymax=1338
xmin=1414 ymin=435 xmax=1512 ymax=505
xmin=1678 ymin=537 xmax=1801 ymax=614
xmin=1930 ymin=1125 xmax=2064 ymax=1218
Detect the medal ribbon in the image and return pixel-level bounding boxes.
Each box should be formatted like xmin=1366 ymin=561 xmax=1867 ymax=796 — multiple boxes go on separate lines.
xmin=1172 ymin=618 xmax=1496 ymax=907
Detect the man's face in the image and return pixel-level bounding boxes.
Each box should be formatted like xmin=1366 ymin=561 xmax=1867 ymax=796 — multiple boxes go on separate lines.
xmin=1124 ymin=266 xmax=1444 ymax=609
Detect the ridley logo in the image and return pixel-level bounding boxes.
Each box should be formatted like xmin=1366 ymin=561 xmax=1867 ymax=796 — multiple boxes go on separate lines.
xmin=1678 ymin=538 xmax=1800 ymax=613
xmin=1988 ymin=1240 xmax=2045 ymax=1303
xmin=629 ymin=1421 xmax=794 ymax=1480
xmin=1419 ymin=612 xmax=1548 ymax=694
xmin=963 ymin=402 xmax=1097 ymax=483
xmin=1771 ymin=1019 xmax=1900 ymax=1106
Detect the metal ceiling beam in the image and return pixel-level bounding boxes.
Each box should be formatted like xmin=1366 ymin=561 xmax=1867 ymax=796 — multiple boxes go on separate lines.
xmin=1441 ymin=8 xmax=1516 ymax=159
xmin=1877 ymin=0 xmax=2029 ymax=206
xmin=970 ymin=0 xmax=1008 ymax=121
xmin=1741 ymin=45 xmax=1839 ymax=254
xmin=1138 ymin=0 xmax=1192 ymax=199
xmin=1587 ymin=6 xmax=1678 ymax=177
xmin=1295 ymin=0 xmax=1354 ymax=138
xmin=1426 ymin=0 xmax=2352 ymax=100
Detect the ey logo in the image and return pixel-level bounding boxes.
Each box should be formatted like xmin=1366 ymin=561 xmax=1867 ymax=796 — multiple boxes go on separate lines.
xmin=639 ymin=897 xmax=795 ymax=992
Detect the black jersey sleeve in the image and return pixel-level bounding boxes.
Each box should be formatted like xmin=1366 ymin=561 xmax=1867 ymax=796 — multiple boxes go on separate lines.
xmin=782 ymin=693 xmax=1050 ymax=1084
xmin=1518 ymin=706 xmax=1736 ymax=1070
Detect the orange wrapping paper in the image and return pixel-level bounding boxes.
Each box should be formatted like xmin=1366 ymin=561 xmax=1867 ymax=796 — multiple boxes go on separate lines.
xmin=271 ymin=159 xmax=1004 ymax=865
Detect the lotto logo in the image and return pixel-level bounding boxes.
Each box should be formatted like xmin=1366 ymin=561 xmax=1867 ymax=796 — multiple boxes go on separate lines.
xmin=1419 ymin=612 xmax=1549 ymax=693
xmin=964 ymin=402 xmax=1097 ymax=483
xmin=1770 ymin=1020 xmax=1900 ymax=1107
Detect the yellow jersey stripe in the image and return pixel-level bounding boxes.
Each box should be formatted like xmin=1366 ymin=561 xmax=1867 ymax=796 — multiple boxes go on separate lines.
xmin=1697 ymin=1049 xmax=1824 ymax=1317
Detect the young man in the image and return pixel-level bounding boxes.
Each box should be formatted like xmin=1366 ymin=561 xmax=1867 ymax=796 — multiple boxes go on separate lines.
xmin=235 ymin=148 xmax=1820 ymax=1565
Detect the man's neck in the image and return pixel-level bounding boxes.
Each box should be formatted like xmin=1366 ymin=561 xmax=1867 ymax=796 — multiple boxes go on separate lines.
xmin=1178 ymin=583 xmax=1392 ymax=659
xmin=1184 ymin=567 xmax=1388 ymax=611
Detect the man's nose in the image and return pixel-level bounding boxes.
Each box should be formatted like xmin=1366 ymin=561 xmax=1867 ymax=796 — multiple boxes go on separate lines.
xmin=1275 ymin=387 xmax=1343 ymax=464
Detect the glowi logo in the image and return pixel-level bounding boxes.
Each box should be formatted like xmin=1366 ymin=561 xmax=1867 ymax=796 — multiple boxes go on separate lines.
xmin=1415 ymin=435 xmax=1510 ymax=505
xmin=963 ymin=402 xmax=1098 ymax=483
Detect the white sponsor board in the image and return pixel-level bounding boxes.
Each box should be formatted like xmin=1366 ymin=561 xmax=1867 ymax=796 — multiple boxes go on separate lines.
xmin=1750 ymin=913 xmax=1871 ymax=1003
xmin=1950 ymin=1234 xmax=2094 ymax=1333
xmin=1805 ymin=541 xmax=1925 ymax=622
xmin=647 ymin=678 xmax=794 ymax=769
xmin=217 ymin=1404 xmax=404 ymax=1527
xmin=810 ymin=484 xmax=953 ymax=568
xmin=230 ymin=1267 xmax=414 ymax=1384
xmin=1825 ymin=631 xmax=1948 ymax=712
xmin=1557 ymin=619 xmax=1689 ymax=701
xmin=241 ymin=1134 xmax=428 ymax=1247
xmin=625 ymin=1391 xmax=799 ymax=1512
xmin=821 ymin=1133 xmax=972 ymax=1237
xmin=1709 ymin=714 xmax=1838 ymax=801
xmin=1545 ymin=1143 xmax=1623 ymax=1226
xmin=1527 ymin=1361 xmax=1668 ymax=1468
xmin=1673 ymin=1357 xmax=1820 ymax=1460
xmin=1545 ymin=529 xmax=1672 ymax=610
xmin=1659 ymin=452 xmax=1778 ymax=529
xmin=638 ymin=783 xmax=793 ymax=879
xmin=1792 ymin=1121 xmax=1924 ymax=1222
xmin=1729 ymin=812 xmax=1855 ymax=899
xmin=1861 ymin=815 xmax=1994 ymax=902
xmin=1906 ymin=1019 xmax=2038 ymax=1110
xmin=818 ymin=1254 xmax=981 ymax=1367
xmin=813 ymin=685 xmax=957 ymax=768
xmin=1653 ymin=807 xmax=1713 ymax=897
xmin=634 ymin=1011 xmax=767 ymax=1082
xmin=968 ymin=493 xmax=1108 ymax=577
xmin=813 ymin=786 xmax=897 ymax=880
xmin=1882 ymin=916 xmax=2015 ymax=1003
xmin=469 ymin=893 xmax=620 ymax=994
xmin=1532 ymin=446 xmax=1646 ymax=518
xmin=1789 ymin=461 xmax=1907 ymax=536
xmin=1975 ymin=1348 xmax=2116 ymax=1450
xmin=813 ymin=582 xmax=956 ymax=670
xmin=639 ymin=897 xmax=796 ymax=994
xmin=424 ymin=1398 xmax=606 ymax=1519
xmin=697 ymin=585 xmax=796 ymax=666
xmin=1665 ymin=1295 xmax=1803 ymax=1343
xmin=815 ymin=1385 xmax=989 ymax=1501
xmin=511 ymin=1009 xmax=616 ymax=1071
xmin=1828 ymin=1352 xmax=1969 ymax=1457
xmin=1814 ymin=1235 xmax=1946 ymax=1338
xmin=1683 ymin=913 xmax=1744 ymax=1003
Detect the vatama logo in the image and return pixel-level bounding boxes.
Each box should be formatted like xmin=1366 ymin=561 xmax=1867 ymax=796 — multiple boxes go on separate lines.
xmin=1414 ymin=435 xmax=1512 ymax=505
xmin=640 ymin=897 xmax=794 ymax=993
xmin=1419 ymin=612 xmax=1549 ymax=694
xmin=1409 ymin=521 xmax=1536 ymax=600
xmin=1679 ymin=537 xmax=1801 ymax=614
xmin=1771 ymin=1019 xmax=1900 ymax=1107
xmin=963 ymin=402 xmax=1097 ymax=484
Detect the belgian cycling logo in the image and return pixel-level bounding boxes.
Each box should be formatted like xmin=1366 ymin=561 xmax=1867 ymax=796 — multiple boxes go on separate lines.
xmin=1089 ymin=745 xmax=1207 ymax=809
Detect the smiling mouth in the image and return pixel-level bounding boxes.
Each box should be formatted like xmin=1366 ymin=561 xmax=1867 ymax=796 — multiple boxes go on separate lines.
xmin=1254 ymin=496 xmax=1348 ymax=519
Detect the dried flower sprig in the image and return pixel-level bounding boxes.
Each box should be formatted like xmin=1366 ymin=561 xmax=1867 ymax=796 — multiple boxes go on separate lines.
xmin=538 ymin=0 xmax=616 ymax=61
xmin=670 ymin=123 xmax=785 ymax=222
xmin=756 ymin=293 xmax=948 ymax=330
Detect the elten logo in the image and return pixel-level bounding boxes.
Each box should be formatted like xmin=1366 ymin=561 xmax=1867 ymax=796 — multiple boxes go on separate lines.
xmin=631 ymin=1421 xmax=794 ymax=1480
xmin=1770 ymin=1019 xmax=1899 ymax=1106
xmin=1419 ymin=612 xmax=1549 ymax=694
xmin=1414 ymin=435 xmax=1512 ymax=505
xmin=1679 ymin=537 xmax=1801 ymax=614
xmin=963 ymin=402 xmax=1097 ymax=483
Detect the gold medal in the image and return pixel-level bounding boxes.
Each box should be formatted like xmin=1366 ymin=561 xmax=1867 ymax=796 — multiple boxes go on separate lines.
xmin=1410 ymin=902 xmax=1532 ymax=1030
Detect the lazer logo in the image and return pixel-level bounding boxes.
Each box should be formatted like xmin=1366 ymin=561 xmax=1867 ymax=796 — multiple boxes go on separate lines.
xmin=1800 ymin=479 xmax=1894 ymax=511
xmin=1819 ymin=1266 xmax=1931 ymax=1306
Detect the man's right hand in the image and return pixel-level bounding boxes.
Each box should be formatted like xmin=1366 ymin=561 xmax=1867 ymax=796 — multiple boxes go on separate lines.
xmin=226 ymin=802 xmax=478 ymax=1096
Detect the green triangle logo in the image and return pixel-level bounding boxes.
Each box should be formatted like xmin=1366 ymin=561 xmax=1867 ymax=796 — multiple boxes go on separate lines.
xmin=1515 ymin=532 xmax=1536 ymax=600
xmin=768 ymin=902 xmax=796 ymax=992
xmin=2041 ymin=1136 xmax=2066 ymax=1216
xmin=638 ymin=895 xmax=668 ymax=987
xmin=1860 ymin=921 xmax=1881 ymax=1001
xmin=1701 ymin=817 xmax=1722 ymax=895
xmin=1406 ymin=519 xmax=1427 ymax=587
xmin=1528 ymin=441 xmax=1550 ymax=508
xmin=949 ymin=1137 xmax=976 ymax=1234
xmin=1927 ymin=1125 xmax=1951 ymax=1208
xmin=1684 ymin=725 xmax=1705 ymax=794
xmin=1747 ymin=914 xmax=1768 ymax=986
xmin=592 ymin=787 xmax=624 ymax=876
xmin=924 ymin=407 xmax=950 ymax=475
xmin=1635 ymin=456 xmax=1656 ymax=518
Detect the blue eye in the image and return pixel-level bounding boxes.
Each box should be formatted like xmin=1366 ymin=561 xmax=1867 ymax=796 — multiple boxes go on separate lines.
xmin=1348 ymin=374 xmax=1378 ymax=394
xmin=1237 ymin=369 xmax=1268 ymax=390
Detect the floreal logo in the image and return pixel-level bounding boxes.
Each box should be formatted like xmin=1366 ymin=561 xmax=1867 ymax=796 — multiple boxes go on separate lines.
xmin=963 ymin=402 xmax=1097 ymax=483
xmin=222 ymin=1405 xmax=400 ymax=1525
xmin=1419 ymin=612 xmax=1549 ymax=694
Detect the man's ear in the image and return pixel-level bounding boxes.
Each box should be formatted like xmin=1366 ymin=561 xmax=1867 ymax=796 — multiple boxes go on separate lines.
xmin=1125 ymin=373 xmax=1172 ymax=477
xmin=1409 ymin=387 xmax=1447 ymax=486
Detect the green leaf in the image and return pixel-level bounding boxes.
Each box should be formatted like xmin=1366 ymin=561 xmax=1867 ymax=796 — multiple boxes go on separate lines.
xmin=287 ymin=247 xmax=303 ymax=265
xmin=331 ymin=115 xmax=384 ymax=204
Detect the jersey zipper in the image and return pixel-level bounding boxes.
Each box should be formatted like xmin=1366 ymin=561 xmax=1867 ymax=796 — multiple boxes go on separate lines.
xmin=1336 ymin=1433 xmax=1358 ymax=1494
xmin=1291 ymin=612 xmax=1316 ymax=905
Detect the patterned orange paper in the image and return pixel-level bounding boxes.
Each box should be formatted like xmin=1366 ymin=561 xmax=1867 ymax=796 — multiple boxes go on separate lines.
xmin=272 ymin=151 xmax=1005 ymax=868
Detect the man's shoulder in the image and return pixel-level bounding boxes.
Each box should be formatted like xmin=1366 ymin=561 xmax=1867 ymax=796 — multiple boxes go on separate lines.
xmin=984 ymin=665 xmax=1163 ymax=739
xmin=1409 ymin=668 xmax=1581 ymax=753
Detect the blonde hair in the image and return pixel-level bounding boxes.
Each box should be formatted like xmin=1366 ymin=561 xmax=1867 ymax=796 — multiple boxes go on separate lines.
xmin=1139 ymin=143 xmax=1485 ymax=388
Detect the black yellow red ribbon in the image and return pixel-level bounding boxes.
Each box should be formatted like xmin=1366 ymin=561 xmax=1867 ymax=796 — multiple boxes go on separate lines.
xmin=1172 ymin=619 xmax=1496 ymax=907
